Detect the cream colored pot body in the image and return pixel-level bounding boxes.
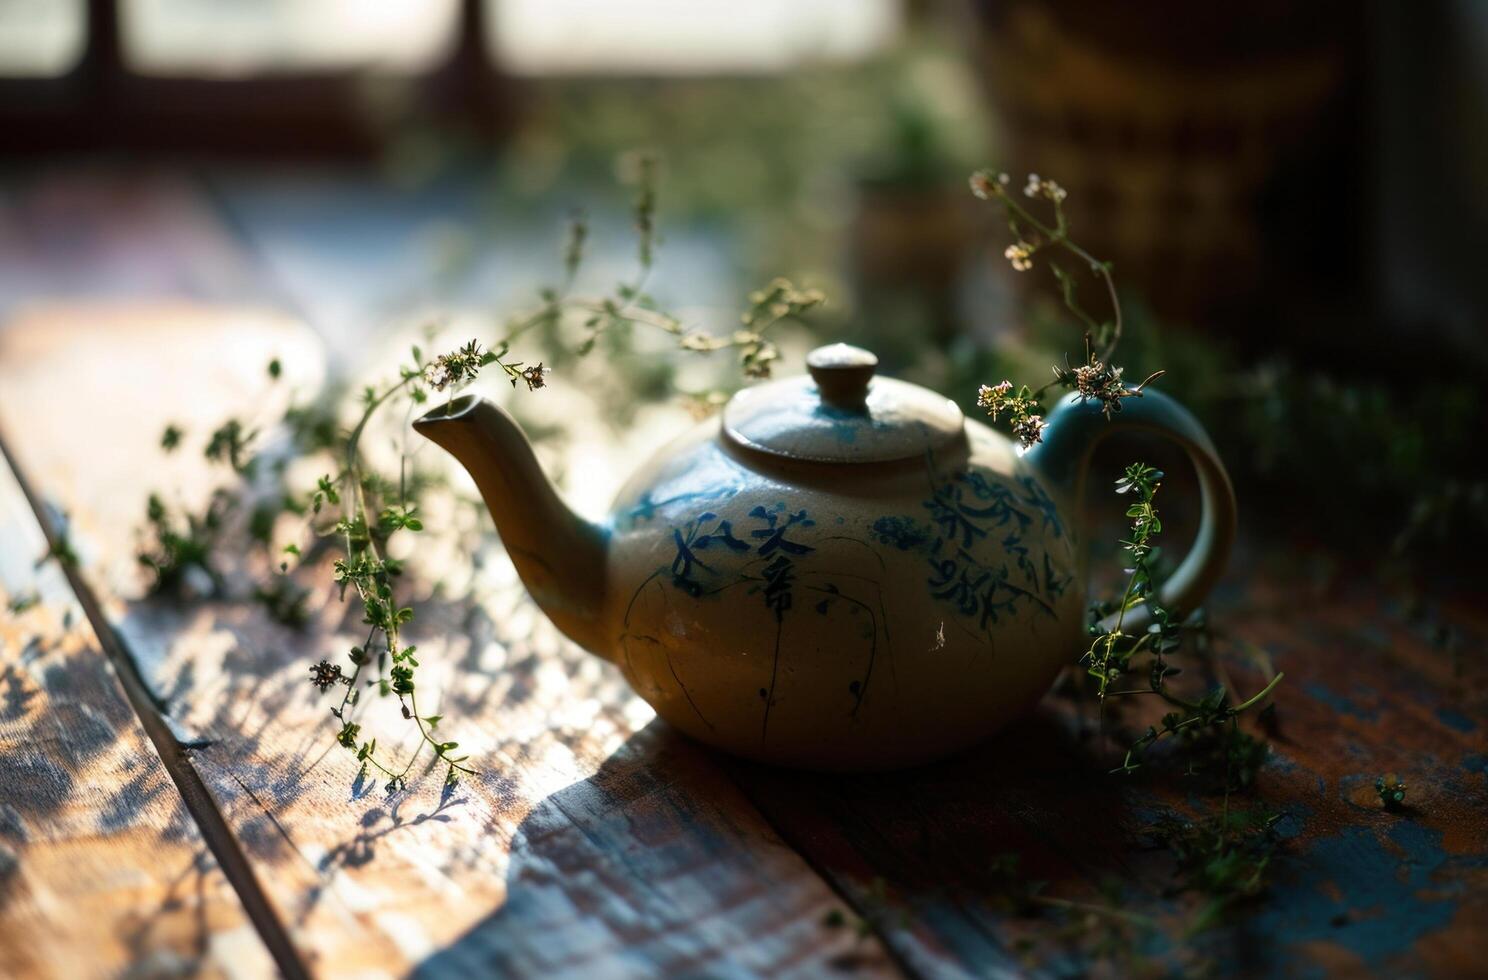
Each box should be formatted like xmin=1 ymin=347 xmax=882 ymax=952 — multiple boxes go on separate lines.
xmin=602 ymin=417 xmax=1083 ymax=770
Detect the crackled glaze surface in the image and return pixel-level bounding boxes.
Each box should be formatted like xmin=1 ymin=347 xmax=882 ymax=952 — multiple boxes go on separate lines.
xmin=603 ymin=418 xmax=1083 ymax=770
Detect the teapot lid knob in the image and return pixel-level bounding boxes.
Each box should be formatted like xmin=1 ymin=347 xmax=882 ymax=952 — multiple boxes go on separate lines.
xmin=806 ymin=343 xmax=877 ymax=412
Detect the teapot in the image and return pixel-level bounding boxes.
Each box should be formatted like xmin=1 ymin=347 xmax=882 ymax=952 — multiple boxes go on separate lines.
xmin=414 ymin=344 xmax=1235 ymax=771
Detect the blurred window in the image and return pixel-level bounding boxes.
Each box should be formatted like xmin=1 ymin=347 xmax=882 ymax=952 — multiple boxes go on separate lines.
xmin=0 ymin=0 xmax=901 ymax=82
xmin=488 ymin=0 xmax=901 ymax=76
xmin=0 ymin=0 xmax=86 ymax=77
xmin=120 ymin=0 xmax=459 ymax=76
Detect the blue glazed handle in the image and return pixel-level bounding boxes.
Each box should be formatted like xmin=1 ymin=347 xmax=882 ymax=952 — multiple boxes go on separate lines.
xmin=1025 ymin=388 xmax=1237 ymax=630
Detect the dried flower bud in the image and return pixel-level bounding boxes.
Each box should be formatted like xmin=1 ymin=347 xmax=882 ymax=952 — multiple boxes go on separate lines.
xmin=1012 ymin=414 xmax=1046 ymax=448
xmin=1060 ymin=357 xmax=1148 ymax=419
xmin=970 ymin=170 xmax=1012 ymax=200
xmin=424 ymin=339 xmax=490 ymax=393
xmin=309 ymin=659 xmax=343 ymax=692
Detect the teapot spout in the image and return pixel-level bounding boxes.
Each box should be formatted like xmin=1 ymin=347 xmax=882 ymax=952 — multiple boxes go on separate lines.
xmin=414 ymin=395 xmax=609 ymax=654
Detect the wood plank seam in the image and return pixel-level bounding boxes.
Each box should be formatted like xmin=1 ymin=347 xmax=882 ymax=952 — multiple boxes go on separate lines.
xmin=0 ymin=434 xmax=312 ymax=980
xmin=723 ymin=773 xmax=925 ymax=979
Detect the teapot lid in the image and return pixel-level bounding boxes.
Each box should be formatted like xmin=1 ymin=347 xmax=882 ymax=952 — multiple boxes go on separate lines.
xmin=722 ymin=343 xmax=964 ymax=464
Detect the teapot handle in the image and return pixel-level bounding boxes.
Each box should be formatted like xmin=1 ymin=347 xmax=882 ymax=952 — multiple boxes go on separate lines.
xmin=1026 ymin=389 xmax=1237 ymax=631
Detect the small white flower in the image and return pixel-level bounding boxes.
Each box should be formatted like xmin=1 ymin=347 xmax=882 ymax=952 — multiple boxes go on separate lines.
xmin=1004 ymin=242 xmax=1034 ymax=272
xmin=978 ymin=380 xmax=1019 ymax=420
xmin=977 ymin=380 xmax=1014 ymax=409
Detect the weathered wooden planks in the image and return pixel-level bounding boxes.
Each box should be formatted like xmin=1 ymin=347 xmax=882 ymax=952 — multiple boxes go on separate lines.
xmin=0 ymin=445 xmax=275 ymax=979
xmin=730 ymin=576 xmax=1488 ymax=978
xmin=0 ymin=307 xmax=898 ymax=977
xmin=7 ymin=301 xmax=1488 ymax=977
xmin=0 ymin=167 xmax=1483 ymax=977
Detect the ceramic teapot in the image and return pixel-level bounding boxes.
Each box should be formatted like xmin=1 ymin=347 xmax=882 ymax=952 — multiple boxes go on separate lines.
xmin=414 ymin=344 xmax=1235 ymax=771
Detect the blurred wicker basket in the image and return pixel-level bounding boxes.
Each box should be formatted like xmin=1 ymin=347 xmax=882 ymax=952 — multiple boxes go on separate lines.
xmin=971 ymin=1 xmax=1356 ymax=328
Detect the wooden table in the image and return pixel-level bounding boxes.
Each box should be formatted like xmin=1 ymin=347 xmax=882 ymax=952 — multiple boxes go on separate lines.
xmin=1 ymin=171 xmax=1485 ymax=979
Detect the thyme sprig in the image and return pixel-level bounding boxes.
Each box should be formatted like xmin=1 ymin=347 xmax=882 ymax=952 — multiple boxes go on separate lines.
xmin=1148 ymin=806 xmax=1284 ymax=934
xmin=134 ymin=154 xmax=826 ymax=795
xmin=1083 ymin=463 xmax=1283 ymax=779
xmin=969 ymin=170 xmax=1162 ymax=447
xmin=680 ymin=278 xmax=826 ymax=378
xmin=302 ymin=159 xmax=824 ymax=791
xmin=968 ymin=171 xmax=1286 ymax=931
